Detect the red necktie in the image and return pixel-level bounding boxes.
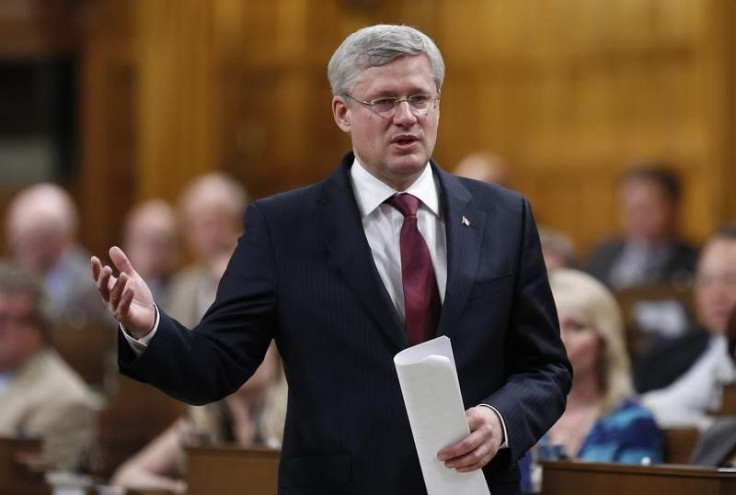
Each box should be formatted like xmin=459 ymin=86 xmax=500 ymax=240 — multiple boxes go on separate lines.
xmin=388 ymin=193 xmax=441 ymax=345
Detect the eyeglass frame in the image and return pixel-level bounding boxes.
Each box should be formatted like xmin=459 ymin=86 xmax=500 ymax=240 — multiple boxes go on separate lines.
xmin=342 ymin=93 xmax=440 ymax=117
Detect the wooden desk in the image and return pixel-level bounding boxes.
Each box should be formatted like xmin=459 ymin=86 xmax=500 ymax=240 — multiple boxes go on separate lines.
xmin=542 ymin=461 xmax=736 ymax=495
xmin=0 ymin=437 xmax=50 ymax=495
xmin=720 ymin=383 xmax=736 ymax=416
xmin=186 ymin=446 xmax=279 ymax=495
xmin=663 ymin=427 xmax=700 ymax=464
xmin=89 ymin=375 xmax=187 ymax=478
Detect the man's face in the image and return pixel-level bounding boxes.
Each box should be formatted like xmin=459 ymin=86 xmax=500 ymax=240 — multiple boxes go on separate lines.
xmin=619 ymin=178 xmax=676 ymax=243
xmin=6 ymin=220 xmax=60 ymax=275
xmin=126 ymin=217 xmax=179 ymax=280
xmin=184 ymin=201 xmax=240 ymax=263
xmin=0 ymin=292 xmax=43 ymax=372
xmin=332 ymin=55 xmax=440 ymax=191
xmin=695 ymin=238 xmax=736 ymax=334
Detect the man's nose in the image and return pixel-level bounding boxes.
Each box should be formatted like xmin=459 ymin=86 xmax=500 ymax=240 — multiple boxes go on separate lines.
xmin=393 ymin=100 xmax=417 ymax=124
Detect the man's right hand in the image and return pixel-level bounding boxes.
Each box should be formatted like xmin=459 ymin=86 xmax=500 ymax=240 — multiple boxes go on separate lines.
xmin=91 ymin=246 xmax=156 ymax=339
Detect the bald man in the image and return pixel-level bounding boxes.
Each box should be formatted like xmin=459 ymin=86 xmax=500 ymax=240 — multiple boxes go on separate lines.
xmin=123 ymin=200 xmax=180 ymax=306
xmin=453 ymin=151 xmax=509 ymax=186
xmin=164 ymin=173 xmax=248 ymax=327
xmin=5 ymin=183 xmax=107 ymax=328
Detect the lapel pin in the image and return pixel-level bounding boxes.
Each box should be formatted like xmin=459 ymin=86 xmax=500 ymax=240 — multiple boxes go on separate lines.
xmin=461 ymin=216 xmax=470 ymax=227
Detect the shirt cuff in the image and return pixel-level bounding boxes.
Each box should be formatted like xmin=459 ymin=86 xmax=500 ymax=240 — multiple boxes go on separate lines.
xmin=479 ymin=403 xmax=509 ymax=449
xmin=120 ymin=305 xmax=160 ymax=357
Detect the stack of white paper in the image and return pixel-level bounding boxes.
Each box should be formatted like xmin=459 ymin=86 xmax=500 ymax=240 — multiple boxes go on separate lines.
xmin=394 ymin=336 xmax=491 ymax=495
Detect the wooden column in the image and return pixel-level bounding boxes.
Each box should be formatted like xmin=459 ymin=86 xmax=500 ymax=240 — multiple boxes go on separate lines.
xmin=135 ymin=0 xmax=220 ymax=200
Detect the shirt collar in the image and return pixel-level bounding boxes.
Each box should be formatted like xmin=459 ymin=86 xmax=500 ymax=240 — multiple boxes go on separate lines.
xmin=349 ymin=157 xmax=440 ymax=218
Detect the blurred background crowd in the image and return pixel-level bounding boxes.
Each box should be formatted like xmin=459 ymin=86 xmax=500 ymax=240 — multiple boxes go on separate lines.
xmin=1 ymin=1 xmax=735 ymax=494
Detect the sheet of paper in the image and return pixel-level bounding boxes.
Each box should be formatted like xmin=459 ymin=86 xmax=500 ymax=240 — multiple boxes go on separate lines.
xmin=394 ymin=336 xmax=491 ymax=495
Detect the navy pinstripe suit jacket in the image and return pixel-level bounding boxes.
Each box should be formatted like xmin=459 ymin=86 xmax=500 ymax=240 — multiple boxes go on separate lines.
xmin=119 ymin=152 xmax=571 ymax=495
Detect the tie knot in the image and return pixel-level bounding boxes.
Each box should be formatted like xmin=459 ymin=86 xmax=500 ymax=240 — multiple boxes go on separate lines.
xmin=388 ymin=193 xmax=420 ymax=218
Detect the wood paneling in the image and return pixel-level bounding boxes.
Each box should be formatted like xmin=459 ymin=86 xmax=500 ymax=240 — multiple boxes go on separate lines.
xmin=0 ymin=0 xmax=81 ymax=57
xmin=135 ymin=0 xmax=220 ymax=199
xmin=78 ymin=0 xmax=137 ymax=256
xmin=74 ymin=0 xmax=736 ymax=257
xmin=434 ymin=0 xmax=731 ymax=253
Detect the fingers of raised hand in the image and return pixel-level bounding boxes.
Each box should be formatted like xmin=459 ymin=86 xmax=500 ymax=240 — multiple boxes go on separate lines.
xmin=90 ymin=256 xmax=102 ymax=280
xmin=109 ymin=246 xmax=135 ymax=276
xmin=108 ymin=272 xmax=129 ymax=309
xmin=95 ymin=264 xmax=117 ymax=303
xmin=113 ymin=275 xmax=136 ymax=321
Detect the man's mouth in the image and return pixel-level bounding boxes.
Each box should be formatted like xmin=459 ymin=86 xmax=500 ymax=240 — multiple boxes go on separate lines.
xmin=392 ymin=135 xmax=419 ymax=147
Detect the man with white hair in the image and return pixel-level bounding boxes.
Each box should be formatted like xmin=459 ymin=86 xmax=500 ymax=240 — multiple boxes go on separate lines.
xmin=164 ymin=173 xmax=248 ymax=327
xmin=123 ymin=199 xmax=180 ymax=306
xmin=5 ymin=183 xmax=106 ymax=328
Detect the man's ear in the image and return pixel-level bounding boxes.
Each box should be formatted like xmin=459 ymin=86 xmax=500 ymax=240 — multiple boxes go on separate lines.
xmin=332 ymin=96 xmax=351 ymax=133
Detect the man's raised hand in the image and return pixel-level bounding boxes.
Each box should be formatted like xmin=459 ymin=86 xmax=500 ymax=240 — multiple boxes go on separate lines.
xmin=91 ymin=246 xmax=156 ymax=339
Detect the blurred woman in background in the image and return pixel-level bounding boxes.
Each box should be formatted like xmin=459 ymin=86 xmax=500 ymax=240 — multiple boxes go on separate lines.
xmin=539 ymin=268 xmax=662 ymax=464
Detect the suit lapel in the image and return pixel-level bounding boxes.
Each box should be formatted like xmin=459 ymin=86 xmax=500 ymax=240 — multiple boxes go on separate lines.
xmin=434 ymin=165 xmax=486 ymax=336
xmin=317 ymin=154 xmax=408 ymax=349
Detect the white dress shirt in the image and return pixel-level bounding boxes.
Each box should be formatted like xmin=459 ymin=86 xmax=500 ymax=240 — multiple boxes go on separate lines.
xmin=349 ymin=157 xmax=447 ymax=320
xmin=642 ymin=335 xmax=736 ymax=430
xmin=350 ymin=157 xmax=508 ymax=448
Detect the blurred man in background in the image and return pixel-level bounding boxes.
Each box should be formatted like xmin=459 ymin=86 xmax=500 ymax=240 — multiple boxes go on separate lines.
xmin=586 ymin=165 xmax=698 ymax=290
xmin=637 ymin=226 xmax=736 ymax=429
xmin=453 ymin=151 xmax=509 ymax=186
xmin=538 ymin=225 xmax=577 ymax=272
xmin=165 ymin=173 xmax=248 ymax=327
xmin=123 ymin=199 xmax=180 ymax=306
xmin=0 ymin=262 xmax=95 ymax=471
xmin=5 ymin=183 xmax=107 ymax=328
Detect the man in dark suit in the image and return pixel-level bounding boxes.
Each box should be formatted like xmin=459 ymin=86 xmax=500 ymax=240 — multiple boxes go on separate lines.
xmin=690 ymin=307 xmax=736 ymax=467
xmin=635 ymin=226 xmax=736 ymax=427
xmin=585 ymin=165 xmax=698 ymax=290
xmin=92 ymin=25 xmax=571 ymax=494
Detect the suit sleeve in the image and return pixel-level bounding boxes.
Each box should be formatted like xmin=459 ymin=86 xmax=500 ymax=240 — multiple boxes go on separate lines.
xmin=119 ymin=203 xmax=278 ymax=405
xmin=484 ymin=198 xmax=572 ymax=461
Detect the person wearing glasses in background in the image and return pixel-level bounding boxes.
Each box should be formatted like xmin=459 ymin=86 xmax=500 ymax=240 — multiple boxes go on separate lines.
xmin=92 ymin=24 xmax=571 ymax=494
xmin=689 ymin=306 xmax=736 ymax=467
xmin=0 ymin=262 xmax=95 ymax=472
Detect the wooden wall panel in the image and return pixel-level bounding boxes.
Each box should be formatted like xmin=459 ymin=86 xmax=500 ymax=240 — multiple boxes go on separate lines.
xmin=433 ymin=0 xmax=730 ymax=254
xmin=78 ymin=0 xmax=137 ymax=256
xmin=134 ymin=0 xmax=220 ymax=199
xmin=74 ymin=0 xmax=736 ymax=258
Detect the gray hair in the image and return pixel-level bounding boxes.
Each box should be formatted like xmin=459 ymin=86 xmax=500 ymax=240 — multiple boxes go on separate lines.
xmin=327 ymin=24 xmax=445 ymax=96
xmin=0 ymin=261 xmax=53 ymax=337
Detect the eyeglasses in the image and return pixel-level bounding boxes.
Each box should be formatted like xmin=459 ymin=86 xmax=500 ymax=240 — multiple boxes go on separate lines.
xmin=343 ymin=93 xmax=440 ymax=117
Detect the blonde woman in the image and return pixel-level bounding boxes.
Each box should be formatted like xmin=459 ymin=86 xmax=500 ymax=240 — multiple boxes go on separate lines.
xmin=539 ymin=269 xmax=662 ymax=463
